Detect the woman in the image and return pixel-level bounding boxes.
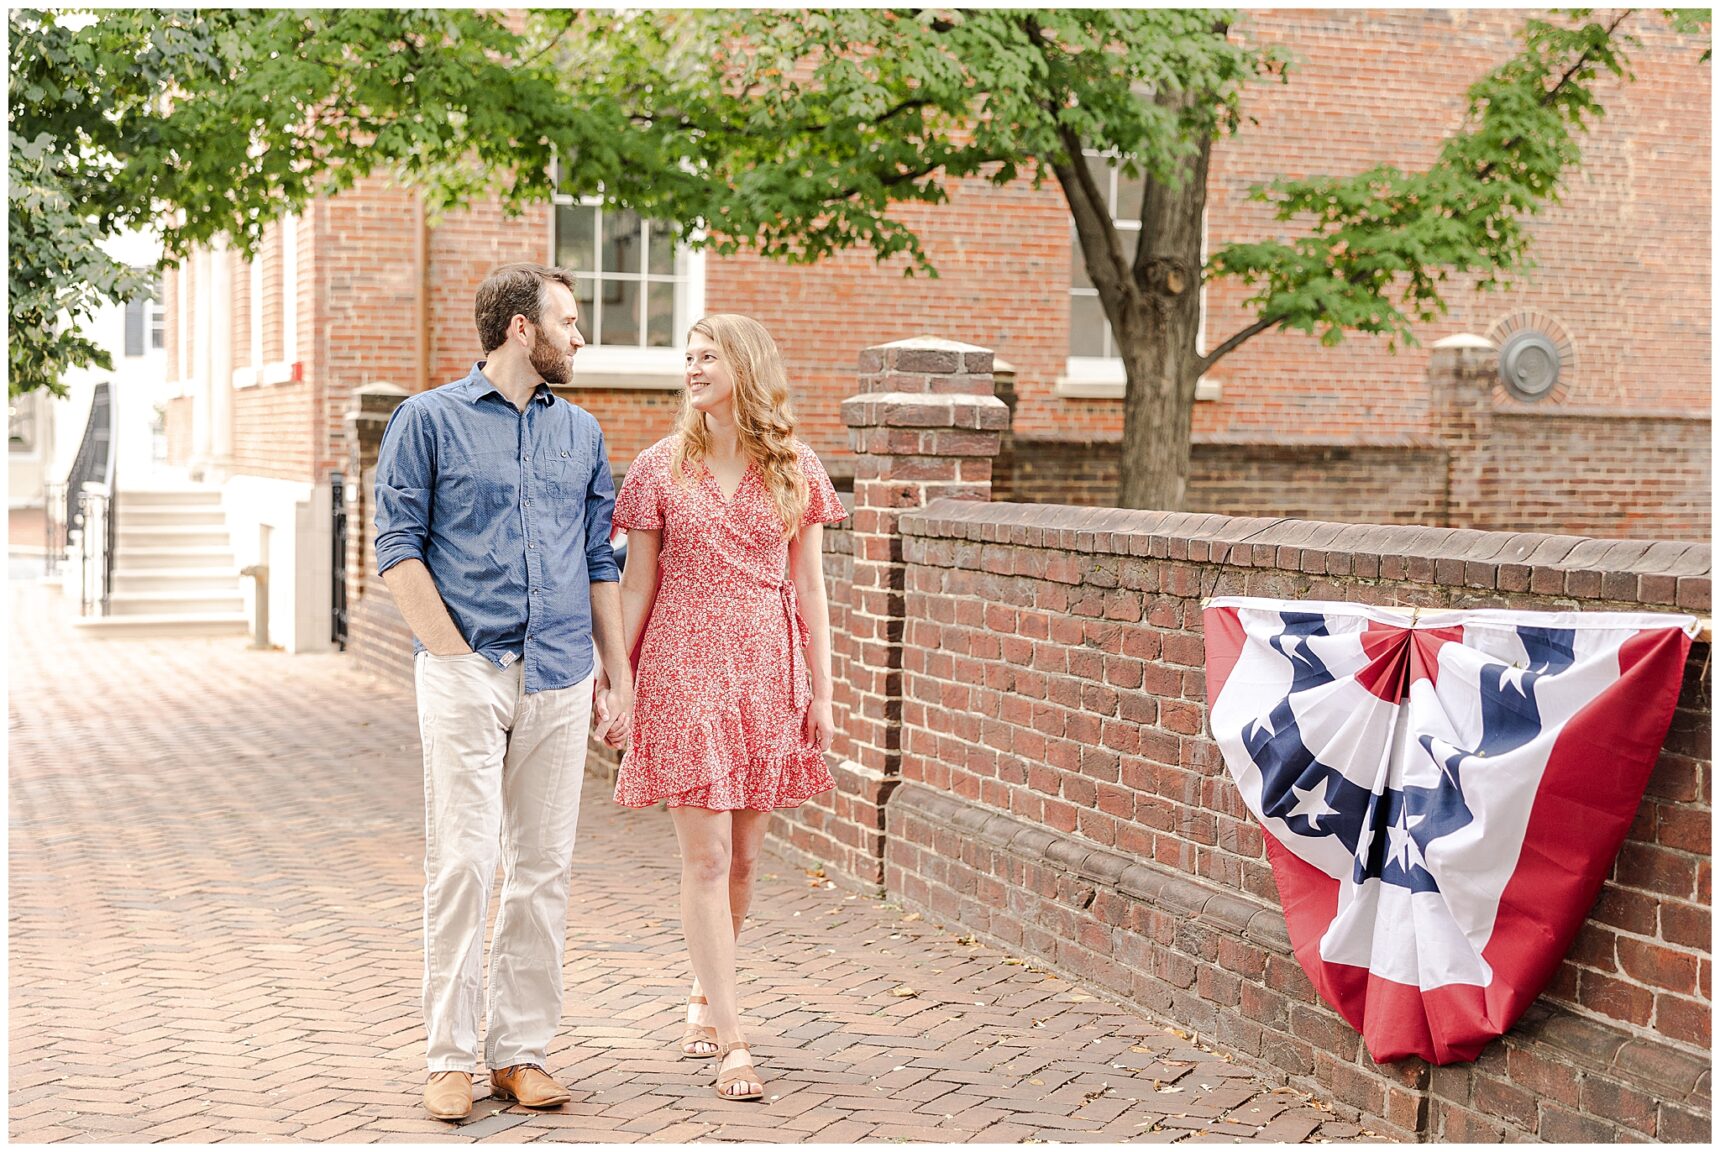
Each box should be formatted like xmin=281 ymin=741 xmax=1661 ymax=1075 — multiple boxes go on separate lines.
xmin=607 ymin=314 xmax=845 ymax=1101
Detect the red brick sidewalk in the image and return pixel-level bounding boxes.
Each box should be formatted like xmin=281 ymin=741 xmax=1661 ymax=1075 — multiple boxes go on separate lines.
xmin=7 ymin=575 xmax=1371 ymax=1143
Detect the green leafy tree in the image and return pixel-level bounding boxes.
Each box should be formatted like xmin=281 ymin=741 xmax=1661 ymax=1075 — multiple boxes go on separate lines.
xmin=8 ymin=7 xmax=579 ymax=397
xmin=545 ymin=7 xmax=1708 ymax=509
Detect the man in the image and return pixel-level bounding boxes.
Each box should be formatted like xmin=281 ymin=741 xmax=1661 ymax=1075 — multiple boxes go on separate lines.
xmin=374 ymin=263 xmax=633 ymax=1121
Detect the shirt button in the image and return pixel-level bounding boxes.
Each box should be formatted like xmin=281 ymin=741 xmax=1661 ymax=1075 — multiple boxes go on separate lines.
xmin=524 ymin=454 xmax=532 ymax=463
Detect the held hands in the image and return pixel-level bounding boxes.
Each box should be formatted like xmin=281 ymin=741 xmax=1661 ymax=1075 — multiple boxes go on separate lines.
xmin=803 ymin=697 xmax=835 ymax=753
xmin=592 ymin=672 xmax=635 ymax=749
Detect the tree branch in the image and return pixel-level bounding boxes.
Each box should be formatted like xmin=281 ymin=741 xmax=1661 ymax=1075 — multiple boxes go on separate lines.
xmin=1021 ymin=14 xmax=1134 ymax=312
xmin=804 ymin=96 xmax=933 ymax=134
xmin=1474 ymin=8 xmax=1634 ymax=182
xmin=519 ymin=10 xmax=579 ymax=68
xmin=1199 ymin=313 xmax=1283 ymax=375
xmin=833 ymin=158 xmax=945 ymax=202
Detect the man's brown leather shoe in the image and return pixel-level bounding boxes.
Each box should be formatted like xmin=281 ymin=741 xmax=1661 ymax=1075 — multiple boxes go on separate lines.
xmin=424 ymin=1071 xmax=472 ymax=1120
xmin=490 ymin=1063 xmax=572 ymax=1108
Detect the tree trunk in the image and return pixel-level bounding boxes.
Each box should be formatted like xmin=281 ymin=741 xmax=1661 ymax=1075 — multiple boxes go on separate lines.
xmin=1115 ymin=126 xmax=1212 ymax=512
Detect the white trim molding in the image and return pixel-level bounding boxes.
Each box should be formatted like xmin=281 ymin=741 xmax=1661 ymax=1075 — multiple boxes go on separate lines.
xmin=568 ymin=346 xmax=686 ymax=390
xmin=231 ymin=361 xmax=298 ymax=390
xmin=1055 ymin=358 xmax=1222 ymax=402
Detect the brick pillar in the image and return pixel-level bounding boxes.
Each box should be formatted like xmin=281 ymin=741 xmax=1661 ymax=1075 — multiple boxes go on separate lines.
xmin=771 ymin=337 xmax=1010 ymax=891
xmin=342 ymin=382 xmax=410 ymax=682
xmin=1428 ymin=334 xmax=1499 ymax=530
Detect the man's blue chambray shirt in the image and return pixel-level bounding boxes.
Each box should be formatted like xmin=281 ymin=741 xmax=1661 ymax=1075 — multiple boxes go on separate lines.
xmin=373 ymin=362 xmax=621 ymax=692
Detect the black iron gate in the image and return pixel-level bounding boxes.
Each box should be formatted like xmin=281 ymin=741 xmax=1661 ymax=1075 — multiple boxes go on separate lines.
xmin=331 ymin=471 xmax=348 ymax=649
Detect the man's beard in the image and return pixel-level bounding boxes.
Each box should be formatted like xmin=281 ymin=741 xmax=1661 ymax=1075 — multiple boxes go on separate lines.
xmin=529 ymin=329 xmax=573 ymax=385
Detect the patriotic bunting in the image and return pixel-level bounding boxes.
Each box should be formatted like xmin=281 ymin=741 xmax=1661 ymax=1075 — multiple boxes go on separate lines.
xmin=1203 ymin=597 xmax=1696 ymax=1064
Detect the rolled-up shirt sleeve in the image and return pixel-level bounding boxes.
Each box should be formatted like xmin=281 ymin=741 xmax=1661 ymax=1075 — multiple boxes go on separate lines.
xmin=584 ymin=424 xmax=621 ymax=584
xmin=374 ymin=401 xmax=434 ymax=576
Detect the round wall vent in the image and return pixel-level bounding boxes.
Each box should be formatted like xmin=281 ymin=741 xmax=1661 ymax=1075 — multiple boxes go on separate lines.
xmin=1486 ymin=310 xmax=1575 ymax=404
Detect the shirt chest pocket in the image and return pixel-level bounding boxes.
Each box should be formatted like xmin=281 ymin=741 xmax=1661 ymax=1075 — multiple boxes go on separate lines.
xmin=533 ymin=444 xmax=591 ymax=503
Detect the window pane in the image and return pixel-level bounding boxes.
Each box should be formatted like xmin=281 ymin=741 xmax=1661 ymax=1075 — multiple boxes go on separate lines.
xmin=572 ymin=275 xmax=599 ymax=343
xmin=1114 ymin=164 xmax=1144 ymax=223
xmin=605 ymin=208 xmax=643 ymax=275
xmin=1083 ymin=153 xmax=1113 ymax=215
xmin=124 ymin=297 xmax=145 ymax=357
xmin=9 ymin=397 xmax=35 ymax=452
xmin=1070 ymin=238 xmax=1092 ymax=291
xmin=647 ymin=220 xmax=676 ymax=276
xmin=646 ymin=282 xmax=676 ymax=348
xmin=1069 ymin=292 xmax=1107 ymax=358
xmin=601 ymin=278 xmax=641 ymax=346
xmin=556 ymin=204 xmax=598 ymax=273
xmin=1071 ymin=228 xmax=1140 ymax=292
xmin=1120 ymin=225 xmax=1141 ymax=266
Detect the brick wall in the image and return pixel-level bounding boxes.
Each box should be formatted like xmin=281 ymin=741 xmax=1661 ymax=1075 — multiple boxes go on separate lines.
xmin=259 ymin=226 xmax=285 ymax=367
xmin=1186 ymin=9 xmax=1709 ymax=446
xmin=880 ymin=501 xmax=1710 ymax=1141
xmin=1001 ymin=437 xmax=1450 ymax=525
xmin=994 ymin=343 xmax=1710 ymax=540
xmin=232 ymin=382 xmax=315 ymax=482
xmin=1460 ymin=411 xmax=1711 ymax=541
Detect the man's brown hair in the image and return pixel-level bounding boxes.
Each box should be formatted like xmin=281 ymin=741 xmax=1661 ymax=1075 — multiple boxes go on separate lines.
xmin=474 ymin=263 xmax=579 ymax=354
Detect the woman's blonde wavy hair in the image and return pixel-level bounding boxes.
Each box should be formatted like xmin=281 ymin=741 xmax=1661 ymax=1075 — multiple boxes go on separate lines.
xmin=669 ymin=314 xmax=809 ymax=536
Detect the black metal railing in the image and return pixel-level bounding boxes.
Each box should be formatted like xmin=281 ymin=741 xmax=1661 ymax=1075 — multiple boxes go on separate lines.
xmin=331 ymin=470 xmax=348 ymax=649
xmin=45 ymin=382 xmax=116 ymax=577
xmin=59 ymin=381 xmax=116 ymax=612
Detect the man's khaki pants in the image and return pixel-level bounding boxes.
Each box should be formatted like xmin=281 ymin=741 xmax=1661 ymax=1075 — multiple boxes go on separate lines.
xmin=415 ymin=651 xmax=592 ymax=1073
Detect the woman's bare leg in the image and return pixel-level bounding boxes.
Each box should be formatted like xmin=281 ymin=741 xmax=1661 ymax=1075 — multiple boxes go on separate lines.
xmin=687 ymin=810 xmax=773 ymax=1054
xmin=670 ymin=807 xmax=760 ymax=1095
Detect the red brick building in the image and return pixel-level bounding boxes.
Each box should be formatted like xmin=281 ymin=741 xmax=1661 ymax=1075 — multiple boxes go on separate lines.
xmin=161 ymin=9 xmax=1709 ymax=652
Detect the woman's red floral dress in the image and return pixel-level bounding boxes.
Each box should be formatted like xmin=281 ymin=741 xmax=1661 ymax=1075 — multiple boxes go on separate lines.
xmin=611 ymin=437 xmax=847 ymax=811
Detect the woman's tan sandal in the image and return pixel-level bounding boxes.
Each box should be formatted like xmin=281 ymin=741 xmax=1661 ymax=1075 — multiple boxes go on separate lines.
xmin=679 ymin=995 xmax=719 ymax=1058
xmin=715 ymin=1041 xmax=765 ymax=1101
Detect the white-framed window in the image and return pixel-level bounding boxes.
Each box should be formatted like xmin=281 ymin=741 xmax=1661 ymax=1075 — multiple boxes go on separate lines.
xmin=9 ymin=392 xmax=39 ymax=456
xmin=123 ymin=277 xmax=164 ymax=358
xmin=550 ymin=186 xmax=703 ymax=389
xmin=1058 ymin=150 xmax=1218 ymax=401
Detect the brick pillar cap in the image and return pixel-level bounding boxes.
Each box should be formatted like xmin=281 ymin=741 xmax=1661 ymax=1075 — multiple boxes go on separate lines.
xmin=1431 ymin=334 xmax=1495 ymax=350
xmin=355 ymin=381 xmax=411 ymax=397
xmin=866 ymin=335 xmax=993 ymax=355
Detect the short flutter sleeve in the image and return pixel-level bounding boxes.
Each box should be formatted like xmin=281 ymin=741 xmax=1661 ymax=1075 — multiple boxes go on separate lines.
xmin=798 ymin=444 xmax=848 ymax=528
xmin=612 ymin=442 xmax=666 ymax=532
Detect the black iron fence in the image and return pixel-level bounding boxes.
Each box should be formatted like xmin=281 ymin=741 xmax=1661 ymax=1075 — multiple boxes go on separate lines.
xmin=331 ymin=471 xmax=348 ymax=649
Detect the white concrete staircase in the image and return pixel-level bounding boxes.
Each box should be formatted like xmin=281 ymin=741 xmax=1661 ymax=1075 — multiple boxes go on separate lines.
xmin=72 ymin=487 xmax=249 ymax=638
